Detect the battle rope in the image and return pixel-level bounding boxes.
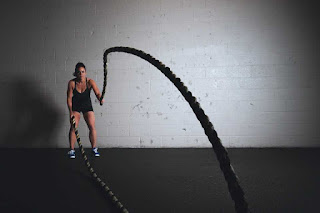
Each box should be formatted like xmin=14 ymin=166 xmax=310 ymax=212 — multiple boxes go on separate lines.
xmin=71 ymin=116 xmax=129 ymax=213
xmin=100 ymin=47 xmax=250 ymax=213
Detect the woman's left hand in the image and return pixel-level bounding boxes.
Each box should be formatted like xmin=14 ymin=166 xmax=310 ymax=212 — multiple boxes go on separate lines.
xmin=100 ymin=99 xmax=104 ymax=105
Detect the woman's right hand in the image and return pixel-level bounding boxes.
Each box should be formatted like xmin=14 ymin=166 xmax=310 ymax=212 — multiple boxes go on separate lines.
xmin=70 ymin=114 xmax=74 ymax=126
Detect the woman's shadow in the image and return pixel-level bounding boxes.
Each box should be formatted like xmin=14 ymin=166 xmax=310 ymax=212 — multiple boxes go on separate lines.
xmin=1 ymin=75 xmax=62 ymax=147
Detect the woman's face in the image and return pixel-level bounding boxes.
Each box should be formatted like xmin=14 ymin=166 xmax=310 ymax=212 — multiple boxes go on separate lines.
xmin=76 ymin=67 xmax=86 ymax=79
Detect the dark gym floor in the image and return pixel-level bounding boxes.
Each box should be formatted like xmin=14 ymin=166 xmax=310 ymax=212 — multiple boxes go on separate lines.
xmin=0 ymin=148 xmax=319 ymax=213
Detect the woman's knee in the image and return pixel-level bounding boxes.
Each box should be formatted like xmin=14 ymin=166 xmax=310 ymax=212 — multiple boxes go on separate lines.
xmin=69 ymin=122 xmax=78 ymax=130
xmin=88 ymin=124 xmax=96 ymax=131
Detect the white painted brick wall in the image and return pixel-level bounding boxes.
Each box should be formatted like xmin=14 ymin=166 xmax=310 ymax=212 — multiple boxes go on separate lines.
xmin=0 ymin=0 xmax=319 ymax=148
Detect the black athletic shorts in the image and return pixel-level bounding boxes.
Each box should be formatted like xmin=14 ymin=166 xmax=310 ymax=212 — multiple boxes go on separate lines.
xmin=72 ymin=105 xmax=93 ymax=113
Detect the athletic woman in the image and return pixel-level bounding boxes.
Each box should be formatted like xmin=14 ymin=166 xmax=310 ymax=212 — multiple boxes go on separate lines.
xmin=66 ymin=62 xmax=104 ymax=159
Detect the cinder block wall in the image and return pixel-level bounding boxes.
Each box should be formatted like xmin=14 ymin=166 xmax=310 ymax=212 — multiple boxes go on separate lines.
xmin=0 ymin=0 xmax=319 ymax=148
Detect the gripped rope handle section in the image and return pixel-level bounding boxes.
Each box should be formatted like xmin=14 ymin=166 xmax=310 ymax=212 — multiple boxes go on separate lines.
xmin=71 ymin=115 xmax=129 ymax=213
xmin=100 ymin=47 xmax=249 ymax=213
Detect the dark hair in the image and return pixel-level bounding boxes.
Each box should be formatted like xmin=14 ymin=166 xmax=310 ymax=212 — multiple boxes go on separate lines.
xmin=73 ymin=62 xmax=86 ymax=76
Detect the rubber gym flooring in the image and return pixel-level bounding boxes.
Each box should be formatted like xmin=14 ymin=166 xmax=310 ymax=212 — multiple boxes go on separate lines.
xmin=0 ymin=148 xmax=319 ymax=212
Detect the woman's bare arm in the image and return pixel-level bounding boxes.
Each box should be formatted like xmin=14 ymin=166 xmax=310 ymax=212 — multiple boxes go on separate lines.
xmin=89 ymin=79 xmax=104 ymax=104
xmin=67 ymin=80 xmax=74 ymax=116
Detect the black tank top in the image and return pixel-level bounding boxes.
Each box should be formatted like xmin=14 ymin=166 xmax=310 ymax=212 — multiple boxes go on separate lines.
xmin=72 ymin=78 xmax=93 ymax=110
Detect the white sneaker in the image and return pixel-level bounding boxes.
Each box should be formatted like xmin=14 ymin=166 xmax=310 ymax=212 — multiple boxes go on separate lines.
xmin=68 ymin=150 xmax=75 ymax=159
xmin=92 ymin=147 xmax=100 ymax=157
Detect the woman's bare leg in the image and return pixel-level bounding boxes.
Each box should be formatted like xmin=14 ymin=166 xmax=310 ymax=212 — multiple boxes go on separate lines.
xmin=83 ymin=111 xmax=97 ymax=148
xmin=69 ymin=111 xmax=81 ymax=150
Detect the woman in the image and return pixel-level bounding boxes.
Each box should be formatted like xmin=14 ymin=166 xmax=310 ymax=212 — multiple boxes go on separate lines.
xmin=66 ymin=62 xmax=104 ymax=159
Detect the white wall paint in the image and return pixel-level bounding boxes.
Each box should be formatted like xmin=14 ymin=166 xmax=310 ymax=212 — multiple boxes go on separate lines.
xmin=0 ymin=0 xmax=319 ymax=148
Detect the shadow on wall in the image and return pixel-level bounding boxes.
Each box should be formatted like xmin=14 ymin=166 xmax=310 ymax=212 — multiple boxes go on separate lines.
xmin=0 ymin=74 xmax=63 ymax=148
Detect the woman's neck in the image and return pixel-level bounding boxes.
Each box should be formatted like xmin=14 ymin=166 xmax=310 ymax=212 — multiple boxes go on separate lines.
xmin=76 ymin=77 xmax=86 ymax=83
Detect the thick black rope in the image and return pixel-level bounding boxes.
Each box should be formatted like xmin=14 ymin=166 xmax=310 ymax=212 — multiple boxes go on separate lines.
xmin=71 ymin=116 xmax=129 ymax=213
xmin=101 ymin=47 xmax=250 ymax=213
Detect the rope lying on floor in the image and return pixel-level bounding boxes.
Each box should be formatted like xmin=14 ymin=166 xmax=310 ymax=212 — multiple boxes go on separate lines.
xmin=71 ymin=116 xmax=129 ymax=213
xmin=100 ymin=47 xmax=250 ymax=213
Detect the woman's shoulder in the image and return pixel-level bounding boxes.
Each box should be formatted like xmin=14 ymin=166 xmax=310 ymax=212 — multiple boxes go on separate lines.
xmin=87 ymin=78 xmax=96 ymax=85
xmin=87 ymin=78 xmax=95 ymax=89
xmin=68 ymin=79 xmax=76 ymax=87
